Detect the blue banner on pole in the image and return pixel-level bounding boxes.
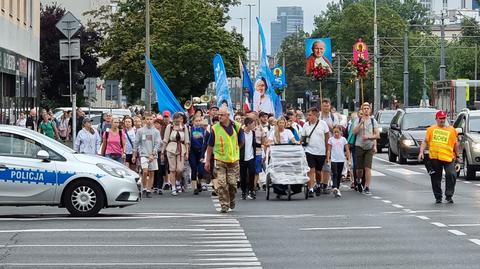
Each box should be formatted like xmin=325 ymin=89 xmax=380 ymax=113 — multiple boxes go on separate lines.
xmin=242 ymin=63 xmax=254 ymax=104
xmin=255 ymin=17 xmax=282 ymax=117
xmin=272 ymin=65 xmax=287 ymax=89
xmin=145 ymin=56 xmax=183 ymax=114
xmin=213 ymin=54 xmax=234 ymax=116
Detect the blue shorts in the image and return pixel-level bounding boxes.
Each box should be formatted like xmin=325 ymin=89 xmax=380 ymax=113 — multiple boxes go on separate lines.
xmin=255 ymin=155 xmax=263 ymax=174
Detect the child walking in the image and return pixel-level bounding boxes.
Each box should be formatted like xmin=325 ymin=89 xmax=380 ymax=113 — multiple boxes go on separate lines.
xmin=327 ymin=126 xmax=351 ymax=197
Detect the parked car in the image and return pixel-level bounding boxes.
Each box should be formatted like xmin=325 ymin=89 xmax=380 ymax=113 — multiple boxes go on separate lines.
xmin=454 ymin=108 xmax=480 ymax=180
xmin=374 ymin=110 xmax=396 ymax=152
xmin=0 ymin=125 xmax=140 ymax=216
xmin=388 ymin=107 xmax=439 ymax=164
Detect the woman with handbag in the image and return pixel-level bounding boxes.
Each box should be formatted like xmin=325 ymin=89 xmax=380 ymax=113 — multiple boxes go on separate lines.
xmin=101 ymin=117 xmax=126 ymax=163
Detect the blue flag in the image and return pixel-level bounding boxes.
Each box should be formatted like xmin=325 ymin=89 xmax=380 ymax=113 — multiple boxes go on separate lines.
xmin=213 ymin=54 xmax=234 ymax=117
xmin=255 ymin=17 xmax=283 ymax=118
xmin=145 ymin=56 xmax=183 ymax=114
xmin=242 ymin=63 xmax=254 ymax=104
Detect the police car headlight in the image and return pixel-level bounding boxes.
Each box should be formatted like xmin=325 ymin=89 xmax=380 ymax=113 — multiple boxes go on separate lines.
xmin=97 ymin=164 xmax=128 ymax=178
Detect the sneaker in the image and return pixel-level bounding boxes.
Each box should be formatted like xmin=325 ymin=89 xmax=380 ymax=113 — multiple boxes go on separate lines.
xmin=322 ymin=187 xmax=330 ymax=195
xmin=435 ymin=199 xmax=442 ymax=204
xmin=153 ymin=188 xmax=159 ymax=193
xmin=364 ymin=187 xmax=371 ymax=195
xmin=241 ymin=193 xmax=247 ymax=200
xmin=336 ymin=189 xmax=342 ymax=197
xmin=202 ymin=185 xmax=208 ymax=191
xmin=315 ymin=184 xmax=321 ymax=196
xmin=262 ymin=184 xmax=266 ymax=191
xmin=171 ymin=190 xmax=178 ymax=196
xmin=146 ymin=191 xmax=152 ymax=198
xmin=163 ymin=184 xmax=171 ymax=191
xmin=230 ymin=201 xmax=236 ymax=210
xmin=197 ymin=183 xmax=202 ymax=192
xmin=332 ymin=188 xmax=339 ymax=197
xmin=446 ymin=197 xmax=454 ymax=204
xmin=220 ymin=206 xmax=229 ymax=213
xmin=357 ymin=184 xmax=363 ymax=193
xmin=157 ymin=189 xmax=163 ymax=195
xmin=308 ymin=189 xmax=315 ymax=198
xmin=251 ymin=191 xmax=256 ymax=200
xmin=193 ymin=189 xmax=199 ymax=195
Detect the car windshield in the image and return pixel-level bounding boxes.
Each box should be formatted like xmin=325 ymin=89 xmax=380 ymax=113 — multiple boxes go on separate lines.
xmin=402 ymin=112 xmax=437 ymax=130
xmin=469 ymin=117 xmax=480 ymax=132
xmin=379 ymin=113 xmax=395 ymax=124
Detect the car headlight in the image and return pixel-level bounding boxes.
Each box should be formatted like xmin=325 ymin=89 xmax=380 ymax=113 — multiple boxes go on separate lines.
xmin=472 ymin=143 xmax=480 ymax=151
xmin=97 ymin=163 xmax=132 ymax=178
xmin=402 ymin=139 xmax=415 ymax=146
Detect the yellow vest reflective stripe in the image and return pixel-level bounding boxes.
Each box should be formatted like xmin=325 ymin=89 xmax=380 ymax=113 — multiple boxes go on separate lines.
xmin=429 ymin=127 xmax=455 ymax=162
xmin=212 ymin=122 xmax=240 ymax=163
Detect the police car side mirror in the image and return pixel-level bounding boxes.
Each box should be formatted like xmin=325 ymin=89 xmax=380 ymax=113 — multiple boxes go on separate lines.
xmin=455 ymin=127 xmax=464 ymax=135
xmin=37 ymin=150 xmax=50 ymax=161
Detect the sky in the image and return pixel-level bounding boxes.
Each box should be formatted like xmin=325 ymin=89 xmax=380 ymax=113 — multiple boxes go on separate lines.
xmin=225 ymin=0 xmax=337 ymax=57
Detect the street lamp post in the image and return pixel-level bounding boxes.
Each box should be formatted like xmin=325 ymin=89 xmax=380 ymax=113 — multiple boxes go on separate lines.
xmin=440 ymin=9 xmax=446 ymax=81
xmin=236 ymin=17 xmax=246 ymax=37
xmin=246 ymin=4 xmax=255 ymax=77
xmin=373 ymin=0 xmax=380 ymax=113
xmin=145 ymin=0 xmax=151 ymax=112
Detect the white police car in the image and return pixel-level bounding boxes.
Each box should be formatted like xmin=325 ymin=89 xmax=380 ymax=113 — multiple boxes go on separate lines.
xmin=0 ymin=125 xmax=140 ymax=216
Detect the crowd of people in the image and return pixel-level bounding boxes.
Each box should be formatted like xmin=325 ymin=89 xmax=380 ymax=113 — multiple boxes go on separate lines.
xmin=17 ymin=100 xmax=382 ymax=213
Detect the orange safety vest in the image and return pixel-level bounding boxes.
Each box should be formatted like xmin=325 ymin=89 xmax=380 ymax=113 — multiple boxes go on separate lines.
xmin=426 ymin=125 xmax=457 ymax=162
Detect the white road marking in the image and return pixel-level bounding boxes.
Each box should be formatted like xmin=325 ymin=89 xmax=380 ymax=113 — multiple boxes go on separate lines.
xmin=0 ymin=244 xmax=193 ymax=248
xmin=0 ymin=263 xmax=189 ymax=266
xmin=300 ymin=226 xmax=382 ymax=231
xmin=194 ymin=244 xmax=252 ymax=248
xmin=373 ymin=156 xmax=399 ymax=165
xmin=431 ymin=222 xmax=448 ymax=227
xmin=402 ymin=209 xmax=412 ymax=213
xmin=416 ymin=216 xmax=430 ymax=220
xmin=469 ymin=239 xmax=480 ymax=246
xmin=382 ymin=200 xmax=392 ymax=204
xmin=372 ymin=170 xmax=386 ymax=176
xmin=387 ymin=168 xmax=422 ymax=175
xmin=195 ymin=219 xmax=239 ymax=223
xmin=475 ymin=184 xmax=480 ymax=187
xmin=448 ymin=230 xmax=466 ymax=236
xmin=448 ymin=224 xmax=480 ymax=227
xmin=463 ymin=181 xmax=472 ymax=184
xmin=193 ymin=240 xmax=250 ymax=244
xmin=372 ymin=196 xmax=382 ymax=199
xmin=196 ymin=233 xmax=246 ymax=236
xmin=192 ymin=262 xmax=262 ymax=266
xmin=0 ymin=228 xmax=206 ymax=233
xmin=193 ymin=257 xmax=259 ymax=261
xmin=195 ymin=248 xmax=253 ymax=252
xmin=193 ymin=236 xmax=247 ymax=240
xmin=392 ymin=204 xmax=404 ymax=208
xmin=214 ymin=203 xmax=221 ymax=207
xmin=194 ymin=253 xmax=256 ymax=257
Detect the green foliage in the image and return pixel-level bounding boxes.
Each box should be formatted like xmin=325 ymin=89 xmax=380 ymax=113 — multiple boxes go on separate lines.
xmin=87 ymin=0 xmax=246 ymax=103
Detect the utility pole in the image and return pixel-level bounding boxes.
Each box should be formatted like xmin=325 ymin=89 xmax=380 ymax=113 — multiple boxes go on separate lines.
xmin=246 ymin=4 xmax=255 ymax=77
xmin=373 ymin=0 xmax=380 ymax=113
xmin=145 ymin=0 xmax=151 ymax=112
xmin=475 ymin=43 xmax=478 ymax=103
xmin=440 ymin=9 xmax=446 ymax=81
xmin=355 ymin=78 xmax=360 ymax=111
xmin=336 ymin=53 xmax=341 ymax=112
xmin=422 ymin=60 xmax=428 ymax=107
xmin=258 ymin=0 xmax=261 ymax=65
xmin=236 ymin=17 xmax=246 ymax=37
xmin=403 ymin=30 xmax=409 ymax=107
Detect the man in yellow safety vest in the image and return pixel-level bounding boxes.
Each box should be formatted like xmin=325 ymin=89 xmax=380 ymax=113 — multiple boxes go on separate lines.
xmin=419 ymin=111 xmax=459 ymax=204
xmin=205 ymin=107 xmax=245 ymax=213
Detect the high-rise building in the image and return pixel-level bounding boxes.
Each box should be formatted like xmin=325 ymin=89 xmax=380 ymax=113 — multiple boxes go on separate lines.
xmin=1 ymin=0 xmax=40 ymax=124
xmin=270 ymin=6 xmax=303 ymax=56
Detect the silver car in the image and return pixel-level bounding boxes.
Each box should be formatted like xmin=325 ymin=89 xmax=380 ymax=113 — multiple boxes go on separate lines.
xmin=454 ymin=109 xmax=480 ymax=180
xmin=0 ymin=125 xmax=140 ymax=216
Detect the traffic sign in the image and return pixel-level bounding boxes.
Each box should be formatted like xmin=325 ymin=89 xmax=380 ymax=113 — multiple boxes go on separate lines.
xmin=59 ymin=39 xmax=80 ymax=60
xmin=56 ymin=11 xmax=82 ymax=39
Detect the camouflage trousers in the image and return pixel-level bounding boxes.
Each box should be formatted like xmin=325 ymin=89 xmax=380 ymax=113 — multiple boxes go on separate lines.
xmin=215 ymin=161 xmax=239 ymax=209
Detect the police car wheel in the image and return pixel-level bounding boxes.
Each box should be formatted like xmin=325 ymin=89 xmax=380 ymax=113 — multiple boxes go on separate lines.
xmin=65 ymin=180 xmax=105 ymax=217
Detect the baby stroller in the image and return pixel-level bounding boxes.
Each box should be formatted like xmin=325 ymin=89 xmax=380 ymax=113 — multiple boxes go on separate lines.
xmin=265 ymin=144 xmax=310 ymax=200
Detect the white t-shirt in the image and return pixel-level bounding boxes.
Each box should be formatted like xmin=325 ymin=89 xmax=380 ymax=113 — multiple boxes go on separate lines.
xmin=301 ymin=120 xmax=329 ymax=155
xmin=328 ymin=136 xmax=348 ymax=162
xmin=244 ymin=131 xmax=254 ymax=161
xmin=268 ymin=129 xmax=294 ymax=144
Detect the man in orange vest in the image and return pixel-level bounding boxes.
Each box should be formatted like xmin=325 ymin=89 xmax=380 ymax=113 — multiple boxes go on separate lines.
xmin=418 ymin=111 xmax=459 ymax=204
xmin=205 ymin=107 xmax=245 ymax=213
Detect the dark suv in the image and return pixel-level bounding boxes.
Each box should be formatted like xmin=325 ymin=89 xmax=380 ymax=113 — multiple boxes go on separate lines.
xmin=388 ymin=107 xmax=439 ymax=164
xmin=374 ymin=110 xmax=396 ymax=152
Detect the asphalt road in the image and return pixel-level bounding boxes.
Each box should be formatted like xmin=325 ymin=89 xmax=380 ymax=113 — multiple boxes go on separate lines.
xmin=1 ymin=152 xmax=480 ymax=268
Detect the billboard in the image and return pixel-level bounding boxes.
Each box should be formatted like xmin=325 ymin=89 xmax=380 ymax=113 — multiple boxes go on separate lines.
xmin=305 ymin=38 xmax=333 ymax=76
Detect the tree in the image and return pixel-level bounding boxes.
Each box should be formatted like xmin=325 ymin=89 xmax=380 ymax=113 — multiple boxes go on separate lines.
xmin=87 ymin=0 xmax=246 ymax=104
xmin=39 ymin=4 xmax=101 ymax=109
